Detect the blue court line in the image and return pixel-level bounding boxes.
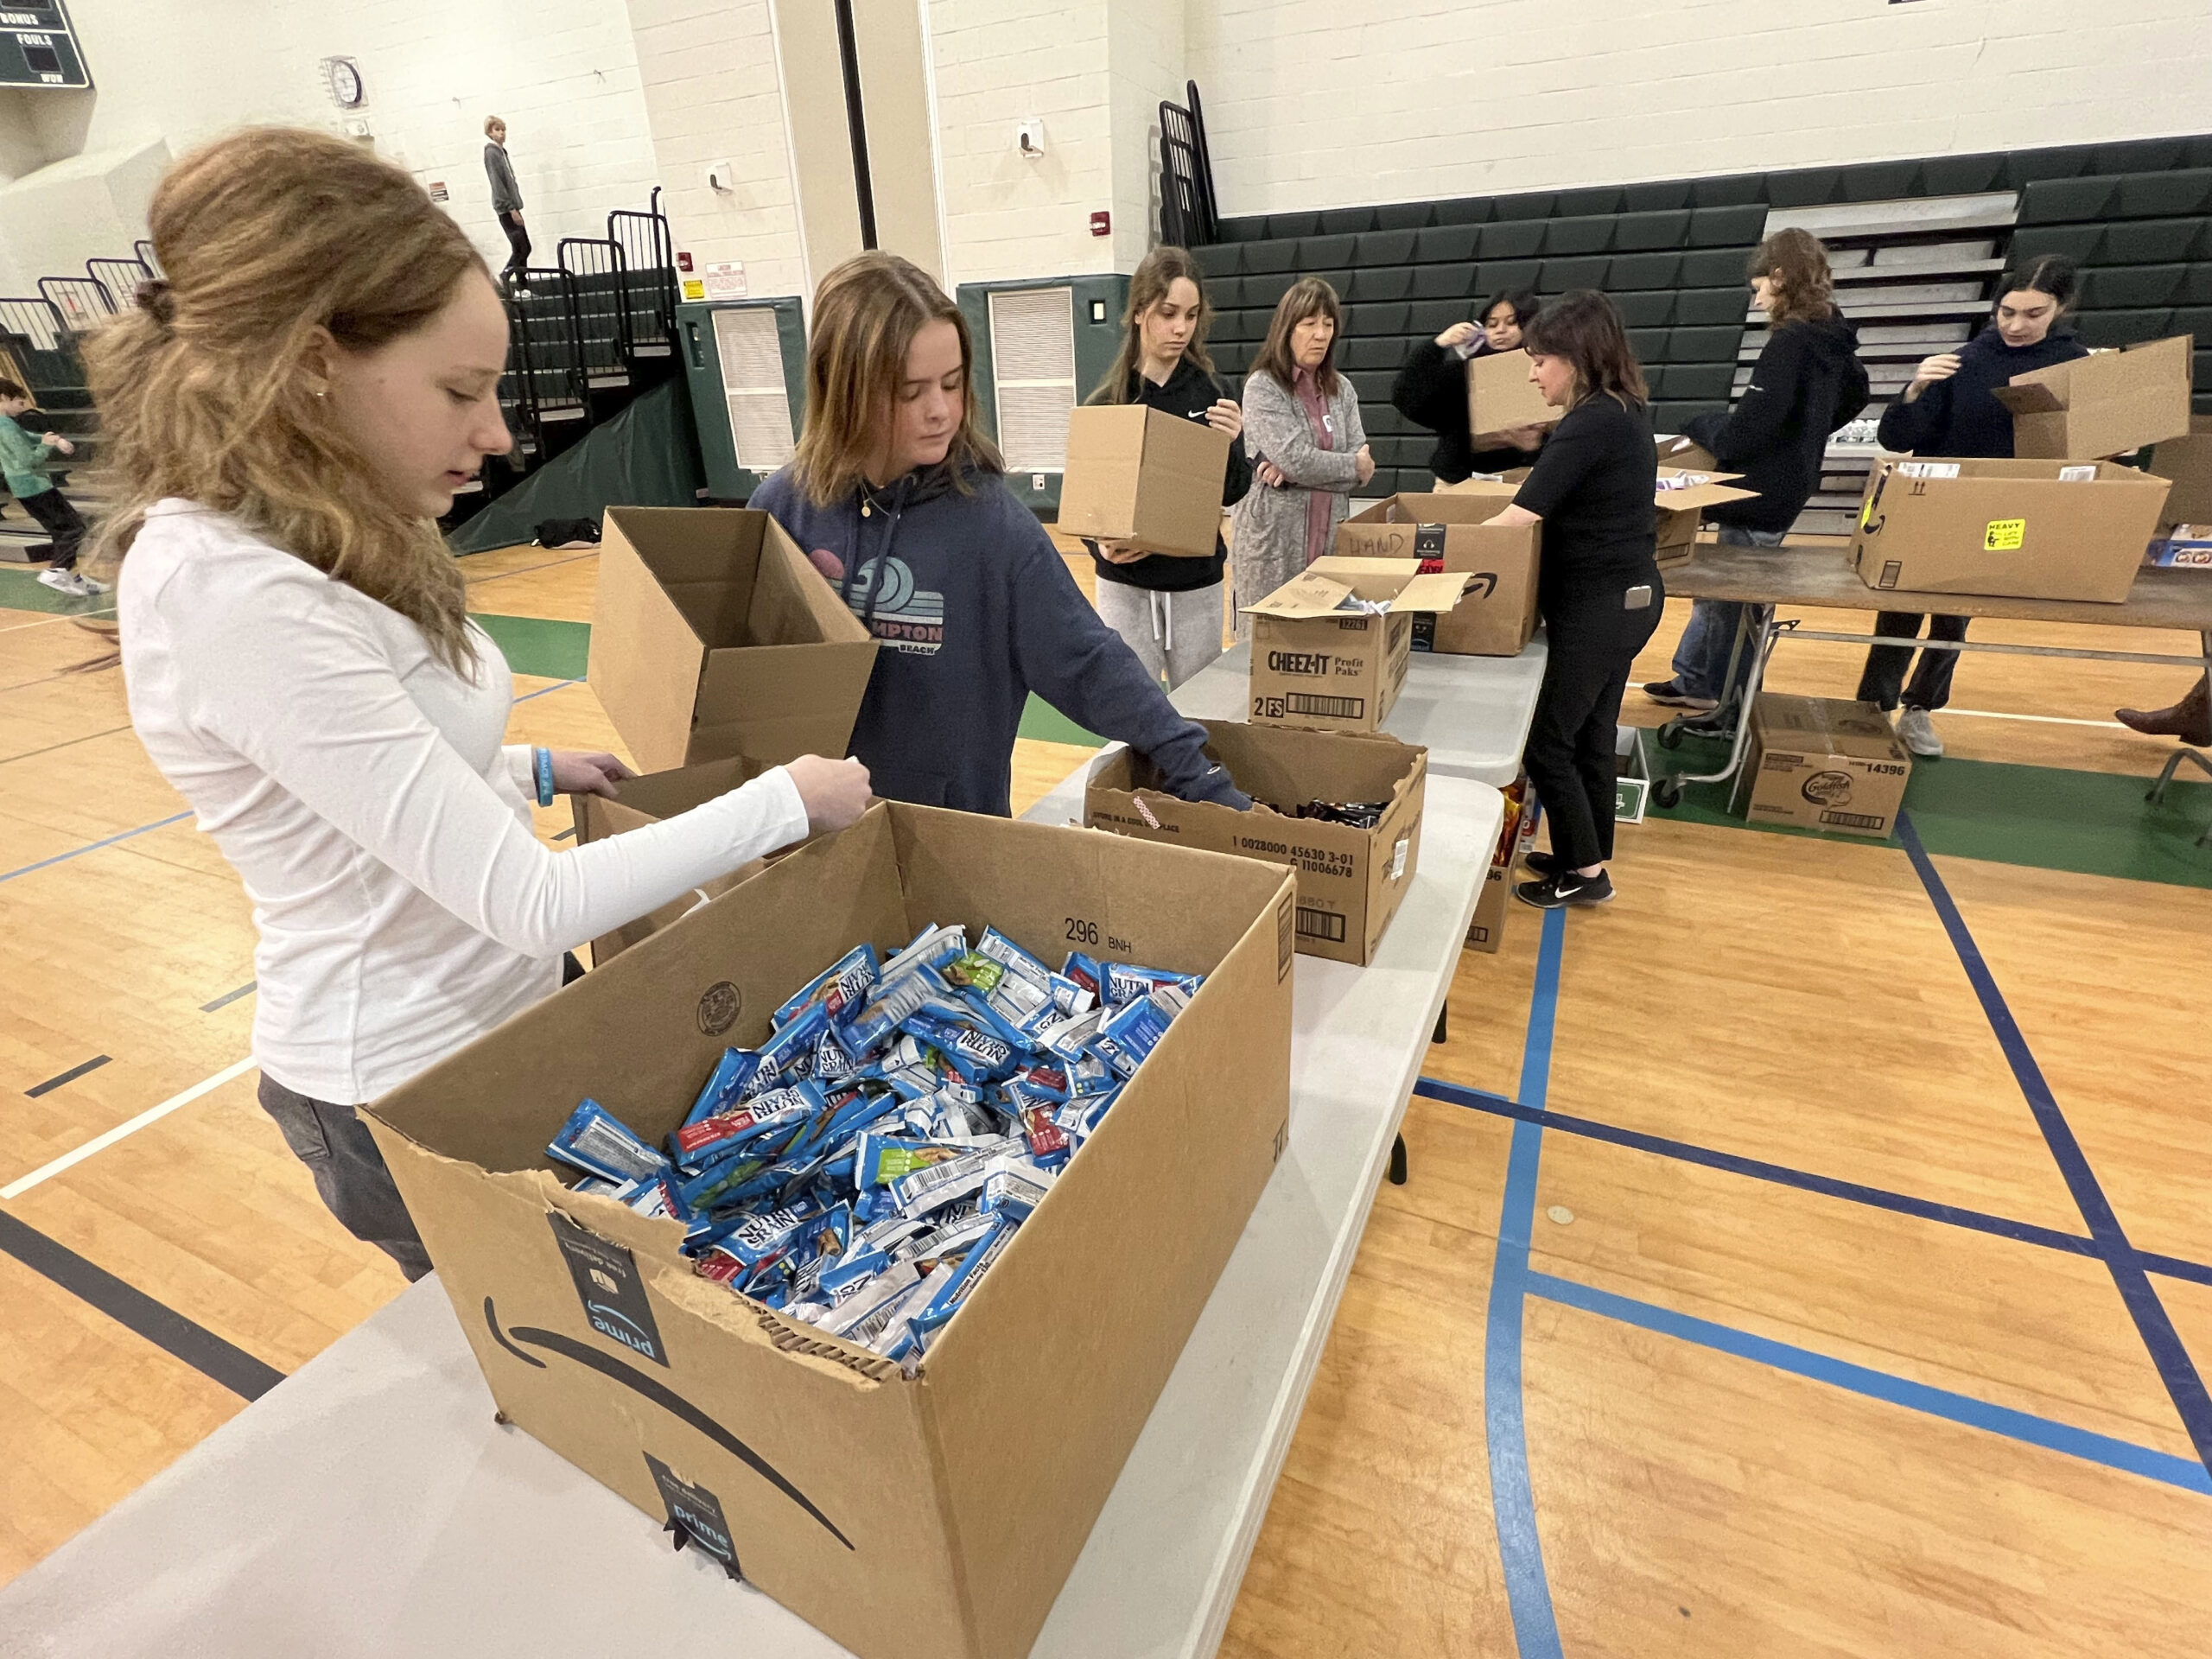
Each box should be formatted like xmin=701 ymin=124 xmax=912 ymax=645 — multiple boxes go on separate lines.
xmin=512 ymin=677 xmax=579 ymax=703
xmin=1483 ymin=904 xmax=1566 ymax=1658
xmin=1411 ymin=1077 xmax=2212 ymax=1293
xmin=0 ymin=809 xmax=193 ymax=884
xmin=1527 ymin=1270 xmax=2212 ymax=1497
xmin=1898 ymin=811 xmax=2212 ymax=1479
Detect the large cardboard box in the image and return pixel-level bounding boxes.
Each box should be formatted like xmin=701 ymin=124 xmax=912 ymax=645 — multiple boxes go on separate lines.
xmin=1333 ymin=490 xmax=1542 ymax=656
xmin=1653 ymin=467 xmax=1759 ymax=563
xmin=1993 ymin=334 xmax=2193 ymax=461
xmin=1056 ymin=404 xmax=1232 ymax=558
xmin=1466 ymin=776 xmax=1531 ymax=955
xmin=1465 ymin=348 xmax=1562 ymax=447
xmin=1243 ymin=557 xmax=1478 ymax=733
xmin=588 ymin=507 xmax=880 ymax=773
xmin=1738 ymin=696 xmax=1911 ymax=837
xmin=2147 ymin=415 xmax=2212 ymax=531
xmin=1086 ymin=720 xmax=1426 ymax=965
xmin=1850 ymin=457 xmax=2173 ymax=602
xmin=363 ymin=804 xmax=1296 ymax=1659
xmin=570 ymin=757 xmax=791 ymax=965
xmin=1655 ymin=434 xmax=1721 ymax=472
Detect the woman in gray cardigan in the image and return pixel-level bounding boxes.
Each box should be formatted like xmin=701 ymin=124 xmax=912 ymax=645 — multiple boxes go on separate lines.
xmin=1230 ymin=277 xmax=1372 ymax=634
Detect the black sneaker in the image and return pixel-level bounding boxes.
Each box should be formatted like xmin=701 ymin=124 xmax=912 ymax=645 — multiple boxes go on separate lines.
xmin=1642 ymin=678 xmax=1719 ymax=712
xmin=1520 ymin=849 xmax=1563 ymax=879
xmin=1516 ymin=868 xmax=1615 ymax=909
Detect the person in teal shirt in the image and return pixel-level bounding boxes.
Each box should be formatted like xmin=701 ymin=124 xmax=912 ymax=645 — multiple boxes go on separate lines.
xmin=0 ymin=377 xmax=99 ymax=596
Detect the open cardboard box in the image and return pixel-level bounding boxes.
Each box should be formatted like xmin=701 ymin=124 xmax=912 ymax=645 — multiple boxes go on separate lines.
xmin=1733 ymin=695 xmax=1911 ymax=838
xmin=1466 ymin=774 xmax=1531 ymax=955
xmin=1333 ymin=490 xmax=1542 ymax=657
xmin=1465 ymin=348 xmax=1562 ymax=446
xmin=362 ymin=804 xmax=1296 ymax=1659
xmin=570 ymin=756 xmax=794 ymax=965
xmin=1993 ymin=333 xmax=2194 ymax=461
xmin=1654 ymin=467 xmax=1758 ymax=563
xmin=1849 ymin=457 xmax=2173 ymax=602
xmin=1057 ymin=404 xmax=1232 ymax=558
xmin=588 ymin=507 xmax=879 ymax=773
xmin=1087 ymin=720 xmax=1426 ymax=965
xmin=1243 ymin=557 xmax=1477 ymax=732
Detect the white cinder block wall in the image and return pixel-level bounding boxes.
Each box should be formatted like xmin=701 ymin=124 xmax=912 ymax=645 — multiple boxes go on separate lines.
xmin=0 ymin=0 xmax=663 ymax=290
xmin=1189 ymin=0 xmax=2212 ymax=216
xmin=626 ymin=0 xmax=807 ymax=302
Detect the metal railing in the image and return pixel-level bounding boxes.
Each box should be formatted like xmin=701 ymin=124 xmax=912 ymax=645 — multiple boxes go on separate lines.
xmin=134 ymin=239 xmax=163 ymax=278
xmin=607 ymin=186 xmax=677 ymax=355
xmin=38 ymin=276 xmax=115 ymax=332
xmin=1159 ymin=80 xmax=1221 ymax=247
xmin=556 ymin=236 xmax=633 ymax=379
xmin=87 ymin=257 xmax=154 ymax=308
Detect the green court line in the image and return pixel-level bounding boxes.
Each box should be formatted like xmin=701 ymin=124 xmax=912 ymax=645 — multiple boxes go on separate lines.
xmin=1017 ymin=695 xmax=1103 ymax=747
xmin=1646 ymin=732 xmax=2212 ymax=891
xmin=472 ymin=613 xmax=591 ymax=682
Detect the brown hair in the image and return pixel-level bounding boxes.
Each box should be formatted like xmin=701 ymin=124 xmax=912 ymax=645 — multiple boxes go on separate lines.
xmin=86 ymin=127 xmax=489 ymax=671
xmin=1748 ymin=227 xmax=1836 ymax=327
xmin=1250 ymin=276 xmax=1343 ymax=399
xmin=1088 ymin=245 xmax=1217 ymax=404
xmin=791 ymin=251 xmax=1001 ymax=507
xmin=0 ymin=378 xmax=26 ymax=401
xmin=484 ymin=116 xmax=505 ymax=137
xmin=1520 ymin=289 xmax=1648 ymax=410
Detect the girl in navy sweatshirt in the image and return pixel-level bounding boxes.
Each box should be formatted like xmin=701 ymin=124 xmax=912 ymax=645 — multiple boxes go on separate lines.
xmin=750 ymin=252 xmax=1248 ymax=818
xmin=1858 ymin=254 xmax=2088 ymax=758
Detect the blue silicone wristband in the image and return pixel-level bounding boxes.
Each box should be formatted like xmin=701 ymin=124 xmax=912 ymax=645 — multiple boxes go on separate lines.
xmin=534 ymin=747 xmax=555 ymax=807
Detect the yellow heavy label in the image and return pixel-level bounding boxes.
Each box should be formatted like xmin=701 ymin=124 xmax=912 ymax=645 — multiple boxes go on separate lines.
xmin=1984 ymin=518 xmax=2025 ymax=551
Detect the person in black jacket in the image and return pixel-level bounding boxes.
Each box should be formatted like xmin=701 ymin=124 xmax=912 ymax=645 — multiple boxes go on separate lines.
xmin=1390 ymin=287 xmax=1548 ymax=483
xmin=1083 ymin=246 xmax=1250 ymax=689
xmin=1481 ymin=292 xmax=1660 ymax=909
xmin=1859 ymin=253 xmax=2088 ymax=758
xmin=1643 ymin=229 xmax=1868 ymax=717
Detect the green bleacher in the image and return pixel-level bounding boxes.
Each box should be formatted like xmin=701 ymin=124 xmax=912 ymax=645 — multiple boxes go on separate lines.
xmin=1193 ymin=134 xmax=2212 ymax=499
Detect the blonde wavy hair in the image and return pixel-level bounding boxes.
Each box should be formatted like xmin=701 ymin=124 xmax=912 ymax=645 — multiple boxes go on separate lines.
xmin=87 ymin=127 xmax=490 ymax=671
xmin=791 ymin=251 xmax=1001 ymax=507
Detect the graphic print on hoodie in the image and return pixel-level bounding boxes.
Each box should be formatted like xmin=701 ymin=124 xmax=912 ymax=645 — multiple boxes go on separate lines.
xmin=748 ymin=460 xmax=1249 ymax=817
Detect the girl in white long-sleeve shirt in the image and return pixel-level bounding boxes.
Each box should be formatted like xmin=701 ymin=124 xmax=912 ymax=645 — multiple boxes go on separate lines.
xmin=98 ymin=129 xmax=869 ymax=1279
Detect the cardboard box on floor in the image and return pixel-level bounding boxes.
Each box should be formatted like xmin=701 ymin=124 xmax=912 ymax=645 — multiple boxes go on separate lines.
xmin=570 ymin=757 xmax=803 ymax=965
xmin=1056 ymin=404 xmax=1232 ymax=558
xmin=1850 ymin=457 xmax=2172 ymax=602
xmin=588 ymin=507 xmax=880 ymax=773
xmin=1333 ymin=490 xmax=1542 ymax=656
xmin=2147 ymin=415 xmax=2212 ymax=531
xmin=1993 ymin=334 xmax=2194 ymax=461
xmin=1465 ymin=348 xmax=1562 ymax=447
xmin=1243 ymin=557 xmax=1478 ymax=733
xmin=362 ymin=804 xmax=1295 ymax=1659
xmin=1736 ymin=695 xmax=1911 ymax=837
xmin=1087 ymin=720 xmax=1426 ymax=965
xmin=1466 ymin=776 xmax=1531 ymax=954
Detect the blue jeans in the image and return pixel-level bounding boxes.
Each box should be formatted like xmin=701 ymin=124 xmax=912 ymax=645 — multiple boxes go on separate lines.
xmin=1669 ymin=524 xmax=1786 ymax=704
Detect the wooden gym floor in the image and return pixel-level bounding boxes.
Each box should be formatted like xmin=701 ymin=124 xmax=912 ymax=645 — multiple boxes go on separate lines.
xmin=3 ymin=537 xmax=2209 ymax=1655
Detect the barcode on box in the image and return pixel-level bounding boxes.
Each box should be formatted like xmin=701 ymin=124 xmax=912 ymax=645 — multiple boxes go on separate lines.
xmin=1295 ymin=907 xmax=1348 ymax=943
xmin=1820 ymin=809 xmax=1886 ymax=830
xmin=1286 ymin=693 xmax=1364 ymax=720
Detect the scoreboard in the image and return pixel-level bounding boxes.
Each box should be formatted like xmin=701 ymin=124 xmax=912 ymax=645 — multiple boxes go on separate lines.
xmin=0 ymin=0 xmax=88 ymax=89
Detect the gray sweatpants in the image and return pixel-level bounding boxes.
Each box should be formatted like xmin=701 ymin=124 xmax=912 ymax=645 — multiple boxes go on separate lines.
xmin=257 ymin=1074 xmax=433 ymax=1281
xmin=1094 ymin=578 xmax=1225 ymax=692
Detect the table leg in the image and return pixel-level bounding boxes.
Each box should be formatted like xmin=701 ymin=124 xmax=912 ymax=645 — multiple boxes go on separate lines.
xmin=1389 ymin=1133 xmax=1408 ymax=1185
xmin=1433 ymin=1004 xmax=1448 ymax=1045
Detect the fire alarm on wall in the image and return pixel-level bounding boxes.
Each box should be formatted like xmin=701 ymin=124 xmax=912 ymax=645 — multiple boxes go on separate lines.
xmin=1089 ymin=211 xmax=1110 ymax=238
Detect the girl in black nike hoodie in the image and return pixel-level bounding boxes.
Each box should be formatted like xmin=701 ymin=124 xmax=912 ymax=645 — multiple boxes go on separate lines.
xmin=1081 ymin=245 xmax=1251 ymax=690
xmin=1856 ymin=253 xmax=2088 ymax=759
xmin=750 ymin=252 xmax=1248 ymax=818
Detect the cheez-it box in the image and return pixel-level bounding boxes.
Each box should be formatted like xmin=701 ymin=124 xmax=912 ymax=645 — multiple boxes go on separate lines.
xmin=1243 ymin=558 xmax=1477 ymax=732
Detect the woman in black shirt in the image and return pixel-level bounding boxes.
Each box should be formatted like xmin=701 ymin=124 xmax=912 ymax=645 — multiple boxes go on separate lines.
xmin=1484 ymin=290 xmax=1659 ymax=909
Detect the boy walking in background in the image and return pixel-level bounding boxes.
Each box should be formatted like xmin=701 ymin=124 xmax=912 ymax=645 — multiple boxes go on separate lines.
xmin=0 ymin=378 xmax=101 ymax=597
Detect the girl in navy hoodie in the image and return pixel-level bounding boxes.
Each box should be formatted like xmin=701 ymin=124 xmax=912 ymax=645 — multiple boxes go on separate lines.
xmin=751 ymin=252 xmax=1249 ymax=817
xmin=1859 ymin=254 xmax=2088 ymax=758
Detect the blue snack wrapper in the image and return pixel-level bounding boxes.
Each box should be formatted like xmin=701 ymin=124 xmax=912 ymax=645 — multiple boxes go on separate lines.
xmin=773 ymin=942 xmax=880 ymax=1029
xmin=548 ymin=1099 xmax=668 ymax=1185
xmin=1100 ymin=961 xmax=1204 ymax=1009
xmin=683 ymin=1047 xmax=766 ymax=1128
